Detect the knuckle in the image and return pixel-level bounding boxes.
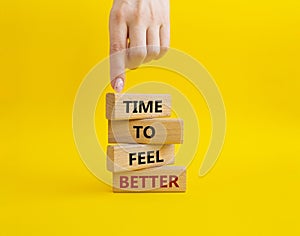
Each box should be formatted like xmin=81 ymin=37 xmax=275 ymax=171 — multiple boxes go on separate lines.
xmin=130 ymin=48 xmax=147 ymax=60
xmin=133 ymin=8 xmax=145 ymax=19
xmin=110 ymin=9 xmax=125 ymax=23
xmin=110 ymin=42 xmax=125 ymax=53
xmin=148 ymin=45 xmax=160 ymax=56
xmin=147 ymin=47 xmax=160 ymax=58
xmin=132 ymin=9 xmax=148 ymax=25
xmin=159 ymin=46 xmax=169 ymax=56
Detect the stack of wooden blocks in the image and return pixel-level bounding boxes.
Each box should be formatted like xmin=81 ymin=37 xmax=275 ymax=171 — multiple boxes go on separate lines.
xmin=106 ymin=93 xmax=186 ymax=192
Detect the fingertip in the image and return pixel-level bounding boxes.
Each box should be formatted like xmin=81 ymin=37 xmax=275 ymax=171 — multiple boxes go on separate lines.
xmin=112 ymin=77 xmax=124 ymax=93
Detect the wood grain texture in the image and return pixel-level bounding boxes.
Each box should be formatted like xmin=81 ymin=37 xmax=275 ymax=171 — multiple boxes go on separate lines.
xmin=106 ymin=93 xmax=171 ymax=120
xmin=108 ymin=118 xmax=184 ymax=144
xmin=113 ymin=166 xmax=186 ymax=192
xmin=107 ymin=144 xmax=175 ymax=172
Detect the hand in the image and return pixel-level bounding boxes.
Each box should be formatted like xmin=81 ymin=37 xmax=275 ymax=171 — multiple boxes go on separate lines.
xmin=109 ymin=0 xmax=170 ymax=92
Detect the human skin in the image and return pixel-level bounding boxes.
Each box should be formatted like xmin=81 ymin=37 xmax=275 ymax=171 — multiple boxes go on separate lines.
xmin=109 ymin=0 xmax=170 ymax=92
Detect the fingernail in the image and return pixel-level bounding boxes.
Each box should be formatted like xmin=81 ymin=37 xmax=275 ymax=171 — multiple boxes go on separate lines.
xmin=114 ymin=78 xmax=124 ymax=93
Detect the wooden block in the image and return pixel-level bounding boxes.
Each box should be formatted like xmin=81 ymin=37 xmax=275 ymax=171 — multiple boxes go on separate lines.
xmin=113 ymin=166 xmax=186 ymax=192
xmin=108 ymin=118 xmax=184 ymax=144
xmin=107 ymin=144 xmax=175 ymax=172
xmin=106 ymin=93 xmax=171 ymax=120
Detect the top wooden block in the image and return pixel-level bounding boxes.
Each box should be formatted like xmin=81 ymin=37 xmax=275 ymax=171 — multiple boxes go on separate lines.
xmin=106 ymin=93 xmax=171 ymax=120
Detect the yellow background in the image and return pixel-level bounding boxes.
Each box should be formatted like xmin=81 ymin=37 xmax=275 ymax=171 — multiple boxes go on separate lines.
xmin=1 ymin=0 xmax=300 ymax=235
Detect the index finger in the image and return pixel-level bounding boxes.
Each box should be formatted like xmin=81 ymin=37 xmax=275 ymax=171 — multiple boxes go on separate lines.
xmin=109 ymin=18 xmax=128 ymax=92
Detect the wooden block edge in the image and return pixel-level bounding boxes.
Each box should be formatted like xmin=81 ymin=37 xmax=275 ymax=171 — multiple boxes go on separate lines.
xmin=106 ymin=93 xmax=116 ymax=120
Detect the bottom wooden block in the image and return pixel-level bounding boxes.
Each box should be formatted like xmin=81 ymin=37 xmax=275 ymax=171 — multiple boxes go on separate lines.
xmin=113 ymin=166 xmax=186 ymax=193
